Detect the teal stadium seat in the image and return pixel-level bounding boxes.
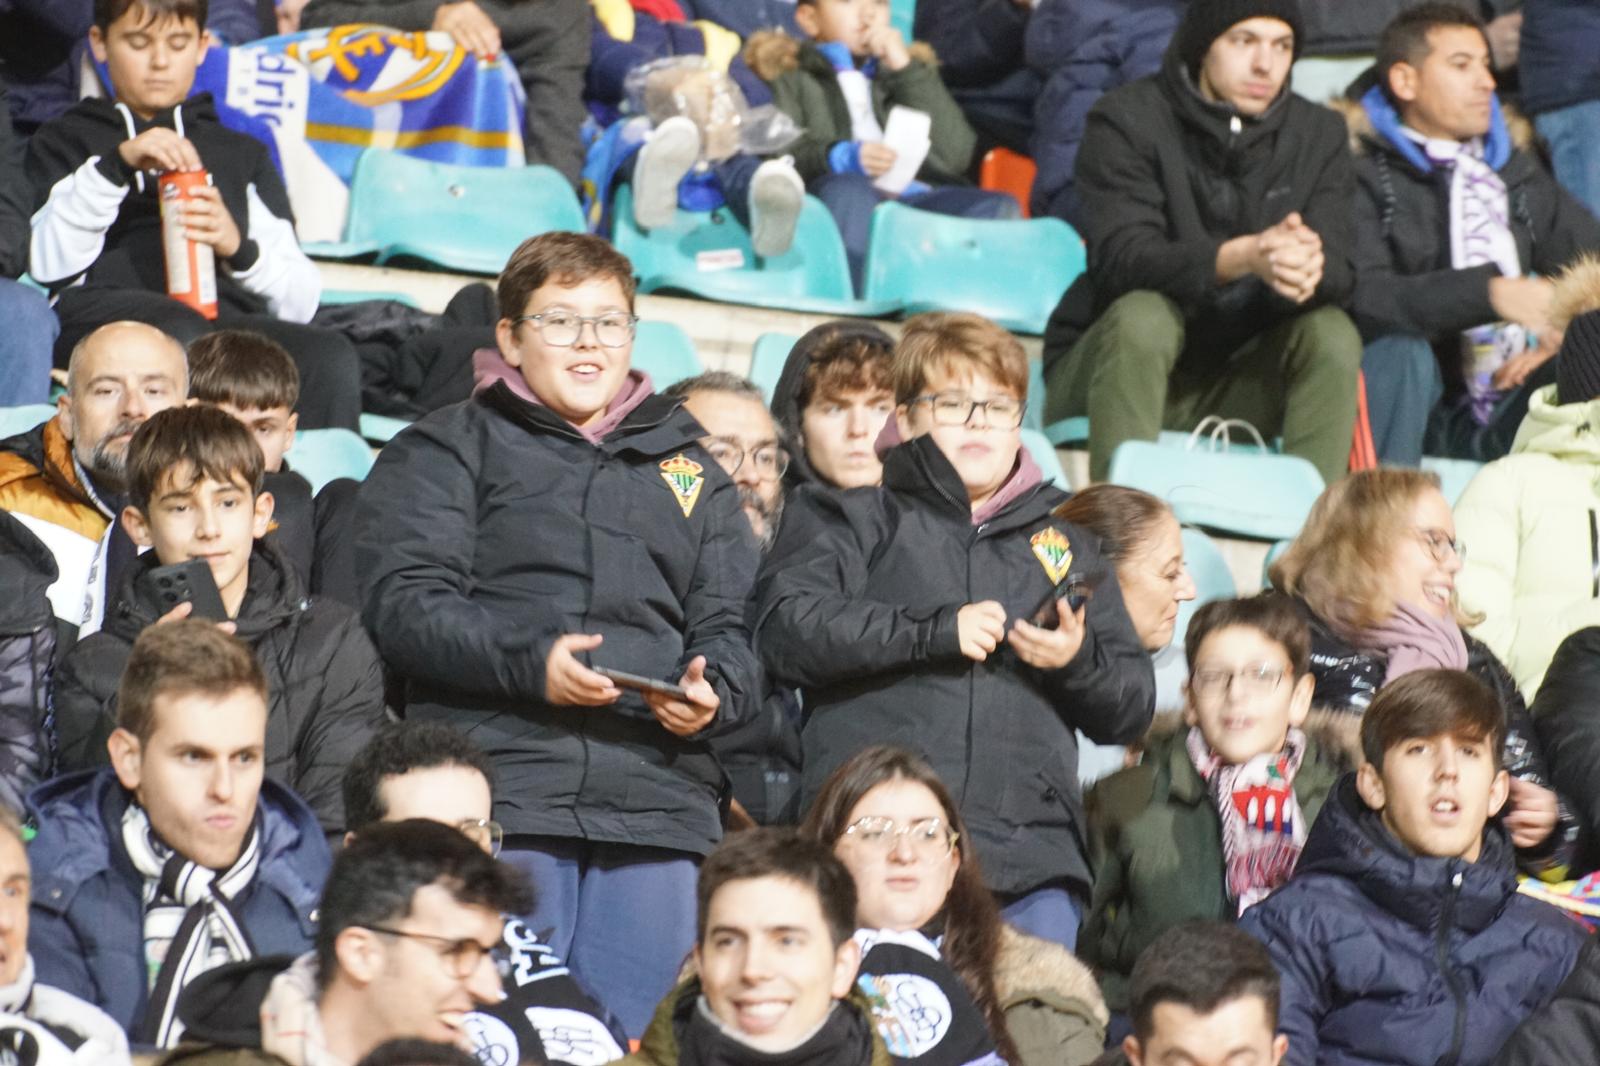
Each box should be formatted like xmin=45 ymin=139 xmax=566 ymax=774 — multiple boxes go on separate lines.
xmin=612 ymin=184 xmax=900 ymax=316
xmin=634 ymin=321 xmax=704 ymax=390
xmin=862 ymin=203 xmax=1087 ymax=335
xmin=749 ymin=332 xmax=800 ymax=402
xmin=320 ymin=290 xmax=420 ymax=308
xmin=1421 ymin=455 xmax=1484 ymax=506
xmin=1108 ymin=439 xmax=1325 ymax=541
xmin=358 ymin=413 xmax=413 ymax=444
xmin=1022 ymin=428 xmax=1067 ymax=487
xmin=290 ymin=429 xmax=375 ymax=494
xmin=890 ymin=0 xmax=915 ymax=39
xmin=0 ymin=404 xmax=57 ymax=439
xmin=306 ymin=150 xmax=584 ymax=274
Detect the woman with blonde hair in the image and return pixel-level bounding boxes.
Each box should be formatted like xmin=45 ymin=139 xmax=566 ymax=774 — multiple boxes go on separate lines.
xmin=1270 ymin=467 xmax=1579 ymax=876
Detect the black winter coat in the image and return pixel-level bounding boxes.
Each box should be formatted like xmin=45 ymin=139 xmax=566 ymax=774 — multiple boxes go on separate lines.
xmin=1240 ymin=776 xmax=1585 ymax=1066
xmin=51 ymin=540 xmax=386 ymax=833
xmin=1520 ymin=0 xmax=1600 ymax=116
xmin=1530 ymin=626 xmax=1600 ymax=865
xmin=912 ymin=0 xmax=1029 ymax=90
xmin=768 ymin=320 xmax=896 ymax=491
xmin=0 ymin=510 xmax=58 ymax=814
xmin=1300 ymin=602 xmax=1583 ymax=877
xmin=1495 ymin=935 xmax=1600 ymax=1066
xmin=1042 ymin=40 xmax=1355 ymax=369
xmin=354 ymin=381 xmax=761 ymax=856
xmin=1345 ymin=93 xmax=1600 ymax=348
xmin=754 ymin=434 xmax=1155 ymax=896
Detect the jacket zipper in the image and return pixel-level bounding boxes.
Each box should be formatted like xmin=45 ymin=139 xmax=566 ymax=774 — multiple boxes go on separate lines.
xmin=1589 ymin=509 xmax=1598 ymax=598
xmin=1438 ymin=869 xmax=1466 ymax=1066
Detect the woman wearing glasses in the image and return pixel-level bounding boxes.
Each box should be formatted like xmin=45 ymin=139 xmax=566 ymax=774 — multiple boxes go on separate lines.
xmin=803 ymin=746 xmax=1108 ymax=1066
xmin=1270 ymin=467 xmax=1579 ymax=876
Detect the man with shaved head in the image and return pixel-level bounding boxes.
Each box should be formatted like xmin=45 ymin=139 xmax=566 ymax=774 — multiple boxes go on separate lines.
xmin=0 ymin=320 xmax=187 ymax=635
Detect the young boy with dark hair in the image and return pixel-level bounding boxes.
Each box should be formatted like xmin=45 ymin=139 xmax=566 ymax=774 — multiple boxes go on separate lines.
xmin=1084 ymin=592 xmax=1351 ymax=1017
xmin=743 ymin=0 xmax=1019 ymax=288
xmin=25 ymin=0 xmax=362 ymax=431
xmin=1120 ymin=921 xmax=1288 ymax=1066
xmin=50 ymin=404 xmax=386 ymax=835
xmin=1240 ymin=669 xmax=1586 ymax=1066
xmin=756 ymin=310 xmax=1154 ymax=951
xmin=768 ymin=320 xmax=897 ymax=490
xmin=354 ymin=231 xmax=760 ymax=1038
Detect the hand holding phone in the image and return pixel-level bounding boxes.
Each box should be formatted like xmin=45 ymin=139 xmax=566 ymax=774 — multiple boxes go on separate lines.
xmin=136 ymin=559 xmax=230 ymax=622
xmin=592 ymin=666 xmax=690 ymax=701
xmin=1017 ymin=570 xmax=1102 ymax=633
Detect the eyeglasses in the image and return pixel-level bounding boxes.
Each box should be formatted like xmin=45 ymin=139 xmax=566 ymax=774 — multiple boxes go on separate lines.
xmin=1190 ymin=663 xmax=1286 ymax=699
xmin=702 ymin=437 xmax=790 ymax=480
xmin=911 ymin=393 xmax=1025 ymax=429
xmin=1415 ymin=528 xmax=1466 ymax=563
xmin=511 ymin=311 xmax=638 ymax=348
xmin=457 ymin=818 xmax=504 ymax=857
xmin=841 ymin=816 xmax=958 ymax=856
xmin=360 ymin=926 xmax=499 ymax=979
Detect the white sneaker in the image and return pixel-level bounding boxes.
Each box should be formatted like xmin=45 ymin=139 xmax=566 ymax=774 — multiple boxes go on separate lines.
xmin=633 ymin=115 xmax=701 ymax=230
xmin=749 ymin=157 xmax=804 ymax=258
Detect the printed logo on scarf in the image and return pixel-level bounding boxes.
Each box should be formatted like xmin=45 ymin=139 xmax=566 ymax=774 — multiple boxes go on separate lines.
xmin=659 ymin=454 xmax=705 ymax=518
xmin=1029 ymin=526 xmax=1073 ymax=584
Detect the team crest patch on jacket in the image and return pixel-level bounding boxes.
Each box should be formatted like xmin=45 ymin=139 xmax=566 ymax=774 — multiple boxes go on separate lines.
xmin=659 ymin=454 xmax=705 ymax=518
xmin=1030 ymin=527 xmax=1073 ymax=584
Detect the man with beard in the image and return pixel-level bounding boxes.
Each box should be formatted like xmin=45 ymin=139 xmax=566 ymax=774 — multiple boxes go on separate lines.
xmin=0 ymin=320 xmax=186 ymax=637
xmin=667 ymin=372 xmax=800 ymax=824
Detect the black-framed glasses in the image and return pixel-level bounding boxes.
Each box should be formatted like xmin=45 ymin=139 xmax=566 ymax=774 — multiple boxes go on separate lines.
xmin=1415 ymin=528 xmax=1465 ymax=563
xmin=457 ymin=818 xmax=504 ymax=857
xmin=511 ymin=311 xmax=638 ymax=348
xmin=702 ymin=437 xmax=790 ymax=480
xmin=1190 ymin=663 xmax=1286 ymax=699
xmin=841 ymin=816 xmax=958 ymax=856
xmin=911 ymin=393 xmax=1024 ymax=429
xmin=360 ymin=926 xmax=499 ymax=979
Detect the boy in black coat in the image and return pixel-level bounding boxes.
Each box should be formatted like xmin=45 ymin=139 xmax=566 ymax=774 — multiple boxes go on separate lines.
xmin=50 ymin=404 xmax=386 ymax=835
xmin=755 ymin=311 xmax=1154 ymax=951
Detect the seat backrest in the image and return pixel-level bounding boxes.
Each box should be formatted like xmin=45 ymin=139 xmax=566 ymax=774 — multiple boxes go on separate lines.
xmin=749 ymin=332 xmax=800 ymax=403
xmin=1108 ymin=440 xmax=1325 ymax=541
xmin=862 ymin=203 xmax=1085 ymax=334
xmin=1021 ymin=429 xmax=1067 ymax=488
xmin=612 ymin=184 xmax=855 ymax=305
xmin=1421 ymin=455 xmax=1484 ymax=507
xmin=344 ymin=150 xmax=583 ymax=274
xmin=634 ymin=321 xmax=705 ymax=391
xmin=0 ymin=405 xmax=57 ymax=441
xmin=290 ymin=429 xmax=375 ymax=494
xmin=978 ymin=148 xmax=1037 ymax=219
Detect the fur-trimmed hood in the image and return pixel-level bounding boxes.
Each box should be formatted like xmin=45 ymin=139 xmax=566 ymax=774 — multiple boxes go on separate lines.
xmin=744 ymin=29 xmax=938 ymax=82
xmin=1138 ymin=708 xmax=1365 ymax=773
xmin=994 ymin=925 xmax=1109 ymax=1026
xmin=1330 ymin=90 xmax=1534 ymax=158
xmin=1551 ymin=253 xmax=1600 ymax=332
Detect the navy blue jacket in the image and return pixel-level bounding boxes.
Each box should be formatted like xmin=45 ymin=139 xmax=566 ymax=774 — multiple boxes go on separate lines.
xmin=914 ymin=0 xmax=1030 ymax=90
xmin=25 ymin=769 xmax=330 ymax=1037
xmin=1520 ymin=0 xmax=1600 ymax=116
xmin=1240 ymin=775 xmax=1585 ymax=1066
xmin=1026 ymin=0 xmax=1184 ymax=226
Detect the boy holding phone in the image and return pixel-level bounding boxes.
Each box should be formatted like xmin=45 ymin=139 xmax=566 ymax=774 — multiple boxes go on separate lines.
xmin=755 ymin=311 xmax=1155 ymax=951
xmin=51 ymin=404 xmax=386 ymax=835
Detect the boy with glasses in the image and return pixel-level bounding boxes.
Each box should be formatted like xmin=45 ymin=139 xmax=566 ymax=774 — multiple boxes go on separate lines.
xmin=756 ymin=311 xmax=1154 ymax=951
xmin=1082 ymin=593 xmax=1351 ymax=1024
xmin=354 ymin=232 xmax=761 ymax=1039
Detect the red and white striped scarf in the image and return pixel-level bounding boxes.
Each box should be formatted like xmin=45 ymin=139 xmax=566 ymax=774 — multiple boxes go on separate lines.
xmin=1185 ymin=727 xmax=1308 ymax=916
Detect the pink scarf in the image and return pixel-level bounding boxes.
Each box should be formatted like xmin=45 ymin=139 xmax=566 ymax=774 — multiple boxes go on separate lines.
xmin=471 ymin=347 xmax=655 ymax=444
xmin=1357 ymin=601 xmax=1469 ymax=686
xmin=1186 ymin=727 xmax=1308 ymax=916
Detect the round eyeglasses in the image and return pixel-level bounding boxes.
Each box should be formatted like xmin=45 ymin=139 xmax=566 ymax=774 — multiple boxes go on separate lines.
xmin=911 ymin=393 xmax=1025 ymax=429
xmin=841 ymin=816 xmax=958 ymax=856
xmin=512 ymin=311 xmax=638 ymax=348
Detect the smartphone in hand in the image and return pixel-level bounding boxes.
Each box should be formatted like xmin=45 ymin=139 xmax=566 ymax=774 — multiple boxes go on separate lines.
xmin=1017 ymin=570 xmax=1103 ymax=632
xmin=593 ymin=666 xmax=690 ymax=701
xmin=135 ymin=559 xmax=230 ymax=621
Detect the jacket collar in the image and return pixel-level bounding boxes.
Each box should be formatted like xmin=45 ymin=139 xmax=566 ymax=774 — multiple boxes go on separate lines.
xmin=103 ymin=538 xmax=305 ymax=641
xmin=879 ymin=434 xmax=1051 ymax=530
xmin=1358 ymin=83 xmax=1513 ymax=175
xmin=1158 ymin=42 xmax=1293 ymax=152
xmin=476 ymin=377 xmax=702 ymax=456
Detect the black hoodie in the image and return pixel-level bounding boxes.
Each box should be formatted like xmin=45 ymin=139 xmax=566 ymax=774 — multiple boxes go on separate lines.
xmin=0 ymin=510 xmax=59 ymax=814
xmin=50 ymin=539 xmax=387 ymax=833
xmin=767 ymin=321 xmax=897 ymax=490
xmin=25 ymin=92 xmax=319 ymax=322
xmin=1041 ymin=27 xmax=1355 ymax=369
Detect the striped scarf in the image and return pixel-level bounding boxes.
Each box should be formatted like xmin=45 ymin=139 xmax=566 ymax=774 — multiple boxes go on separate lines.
xmin=121 ymin=803 xmax=261 ymax=1048
xmin=1186 ymin=727 xmax=1308 ymax=916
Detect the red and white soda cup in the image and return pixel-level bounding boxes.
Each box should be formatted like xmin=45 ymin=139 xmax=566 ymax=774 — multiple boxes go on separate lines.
xmin=158 ymin=169 xmax=218 ymax=320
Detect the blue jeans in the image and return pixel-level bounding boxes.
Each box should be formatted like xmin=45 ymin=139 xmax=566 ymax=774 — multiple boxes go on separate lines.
xmin=500 ymin=837 xmax=699 ymax=1040
xmin=1361 ymin=334 xmax=1443 ymax=466
xmin=1537 ymin=100 xmax=1600 ymax=219
xmin=0 ymin=281 xmax=58 ymax=406
xmin=997 ymin=883 xmax=1082 ymax=951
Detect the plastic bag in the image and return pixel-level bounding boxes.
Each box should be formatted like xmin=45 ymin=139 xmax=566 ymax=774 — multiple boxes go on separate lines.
xmin=623 ymin=56 xmax=799 ymax=162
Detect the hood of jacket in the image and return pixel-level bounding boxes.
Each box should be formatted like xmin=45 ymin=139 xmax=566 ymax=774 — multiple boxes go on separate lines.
xmin=1296 ymin=773 xmax=1520 ymax=935
xmin=993 ymin=925 xmax=1109 ymax=1024
xmin=744 ymin=29 xmax=938 ymax=83
xmin=879 ymin=433 xmax=1051 ymax=529
xmin=100 ymin=537 xmax=308 ymax=644
xmin=0 ymin=416 xmax=100 ymax=519
xmin=51 ymin=92 xmax=222 ymax=174
xmin=631 ymin=976 xmax=892 ymax=1066
xmin=1509 ymin=383 xmax=1600 ymax=465
xmin=1335 ymin=84 xmax=1532 ymax=168
xmin=1155 ymin=33 xmax=1295 ymax=157
xmin=767 ymin=320 xmax=897 ymax=488
xmin=175 ymin=955 xmax=298 ymax=1049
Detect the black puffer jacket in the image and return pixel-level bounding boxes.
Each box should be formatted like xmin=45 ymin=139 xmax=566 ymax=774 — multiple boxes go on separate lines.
xmin=755 ymin=434 xmax=1155 ymax=896
xmin=354 ymin=381 xmax=761 ymax=857
xmin=0 ymin=510 xmax=58 ymax=814
xmin=1299 ymin=600 xmax=1582 ymax=877
xmin=768 ymin=320 xmax=896 ymax=490
xmin=51 ymin=540 xmax=386 ymax=833
xmin=1042 ymin=31 xmax=1355 ymax=369
xmin=1529 ymin=626 xmax=1600 ymax=867
xmin=1496 ymin=935 xmax=1600 ymax=1066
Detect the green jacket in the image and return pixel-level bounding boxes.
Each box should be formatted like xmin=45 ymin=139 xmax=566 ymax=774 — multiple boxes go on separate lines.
xmin=743 ymin=32 xmax=977 ymax=185
xmin=1081 ymin=718 xmax=1354 ymax=1012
